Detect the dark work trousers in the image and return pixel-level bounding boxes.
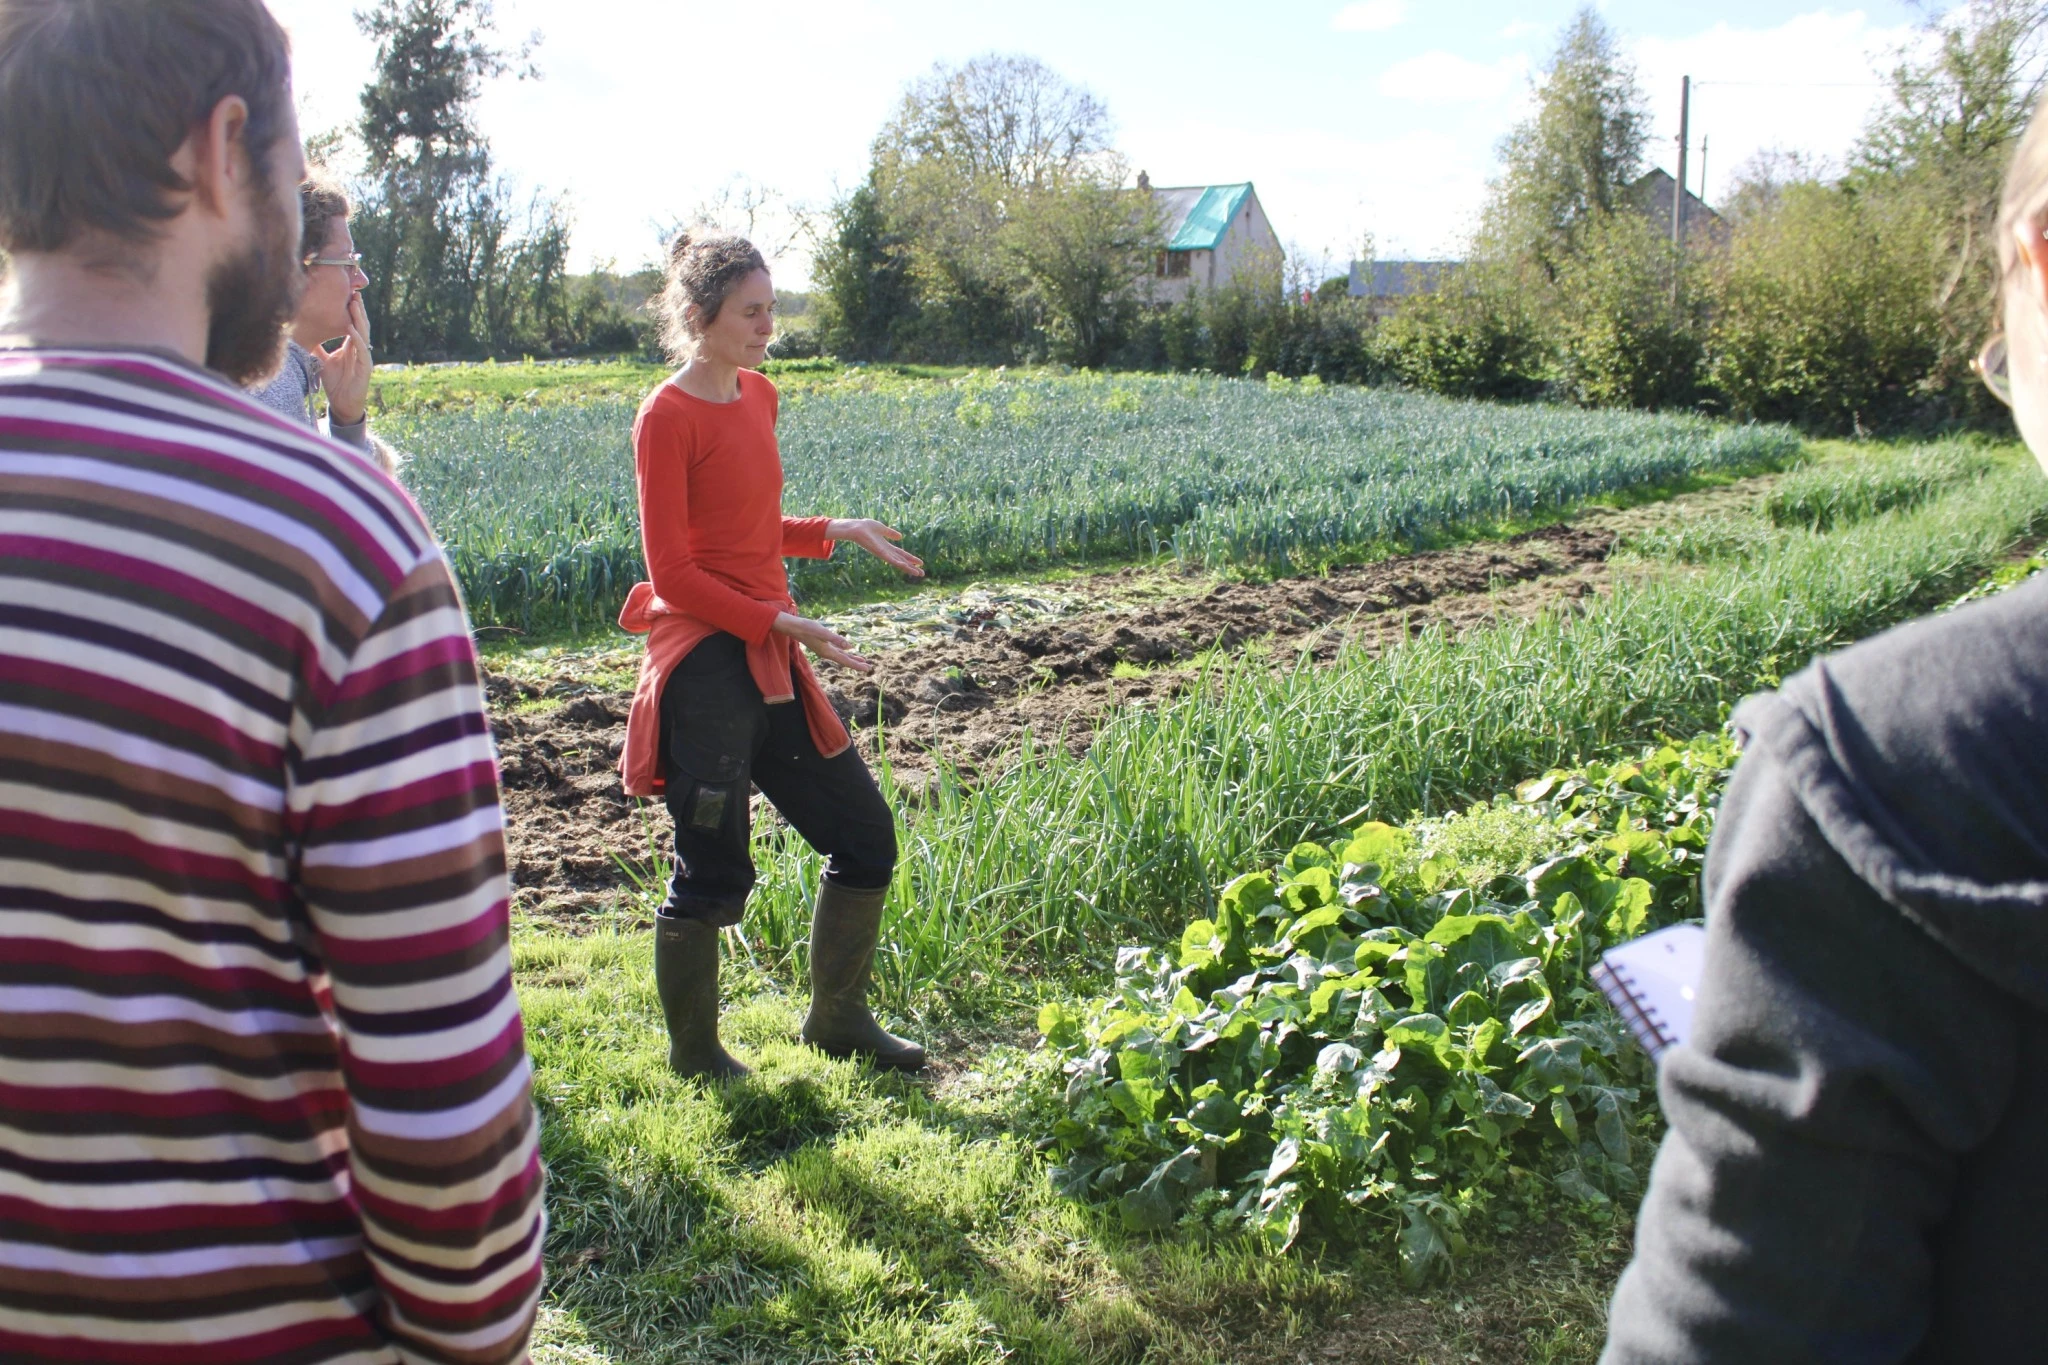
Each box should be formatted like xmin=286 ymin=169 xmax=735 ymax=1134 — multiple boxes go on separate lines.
xmin=658 ymin=632 xmax=896 ymax=926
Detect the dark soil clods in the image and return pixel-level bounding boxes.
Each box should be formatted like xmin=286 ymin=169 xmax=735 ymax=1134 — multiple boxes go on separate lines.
xmin=489 ymin=521 xmax=1616 ymax=921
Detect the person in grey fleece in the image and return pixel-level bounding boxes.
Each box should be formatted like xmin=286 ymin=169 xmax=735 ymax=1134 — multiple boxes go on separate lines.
xmin=1601 ymin=97 xmax=2048 ymax=1365
xmin=249 ymin=170 xmax=395 ymax=475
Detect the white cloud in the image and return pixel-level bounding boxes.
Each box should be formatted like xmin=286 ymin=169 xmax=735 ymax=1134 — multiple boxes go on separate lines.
xmin=265 ymin=0 xmax=1935 ymax=291
xmin=1378 ymin=51 xmax=1528 ymax=104
xmin=1631 ymin=11 xmax=1922 ymax=204
xmin=1331 ymin=1 xmax=1407 ymax=34
xmin=273 ymin=0 xmax=905 ymax=282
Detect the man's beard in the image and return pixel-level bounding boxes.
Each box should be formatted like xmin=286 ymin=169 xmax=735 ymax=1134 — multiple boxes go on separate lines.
xmin=204 ymin=182 xmax=304 ymax=386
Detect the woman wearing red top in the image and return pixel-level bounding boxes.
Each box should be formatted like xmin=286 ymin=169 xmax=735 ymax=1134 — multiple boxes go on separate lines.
xmin=618 ymin=233 xmax=926 ymax=1079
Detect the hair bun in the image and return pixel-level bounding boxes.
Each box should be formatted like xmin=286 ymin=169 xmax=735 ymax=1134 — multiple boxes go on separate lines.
xmin=655 ymin=231 xmax=768 ymax=364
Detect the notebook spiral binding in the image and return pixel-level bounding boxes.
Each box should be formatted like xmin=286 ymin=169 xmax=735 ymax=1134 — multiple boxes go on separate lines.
xmin=1591 ymin=958 xmax=1679 ymax=1062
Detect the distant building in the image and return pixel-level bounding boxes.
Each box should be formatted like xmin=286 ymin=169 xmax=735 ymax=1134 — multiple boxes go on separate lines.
xmin=1626 ymin=169 xmax=1728 ymax=250
xmin=1139 ymin=174 xmax=1280 ymax=303
xmin=1348 ymin=259 xmax=1459 ymax=316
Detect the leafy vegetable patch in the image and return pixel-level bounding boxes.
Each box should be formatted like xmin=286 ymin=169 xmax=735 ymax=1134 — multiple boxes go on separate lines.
xmin=1035 ymin=734 xmax=1737 ymax=1284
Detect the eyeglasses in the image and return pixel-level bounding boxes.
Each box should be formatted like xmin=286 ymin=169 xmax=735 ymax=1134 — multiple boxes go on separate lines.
xmin=305 ymin=252 xmax=365 ymax=272
xmin=1975 ymin=333 xmax=2012 ymax=407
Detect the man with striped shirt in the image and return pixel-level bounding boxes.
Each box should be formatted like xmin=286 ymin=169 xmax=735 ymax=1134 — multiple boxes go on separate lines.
xmin=0 ymin=2 xmax=544 ymax=1361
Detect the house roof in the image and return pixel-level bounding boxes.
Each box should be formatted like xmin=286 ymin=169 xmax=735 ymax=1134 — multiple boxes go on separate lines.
xmin=1626 ymin=169 xmax=1726 ymax=239
xmin=1153 ymin=183 xmax=1254 ymax=252
xmin=1349 ymin=260 xmax=1459 ymax=298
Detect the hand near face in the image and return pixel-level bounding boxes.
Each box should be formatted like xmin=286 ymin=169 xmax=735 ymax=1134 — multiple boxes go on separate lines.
xmin=322 ymin=292 xmax=373 ymax=428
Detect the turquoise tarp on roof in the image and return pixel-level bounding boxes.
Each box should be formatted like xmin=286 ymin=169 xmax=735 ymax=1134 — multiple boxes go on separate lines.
xmin=1164 ymin=183 xmax=1251 ymax=252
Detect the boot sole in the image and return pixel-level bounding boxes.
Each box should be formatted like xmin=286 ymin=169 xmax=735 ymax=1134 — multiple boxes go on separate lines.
xmin=803 ymin=1038 xmax=927 ymax=1072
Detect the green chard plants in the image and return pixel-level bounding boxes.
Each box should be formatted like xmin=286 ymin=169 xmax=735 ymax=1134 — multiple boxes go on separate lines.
xmin=1036 ymin=733 xmax=1738 ymax=1284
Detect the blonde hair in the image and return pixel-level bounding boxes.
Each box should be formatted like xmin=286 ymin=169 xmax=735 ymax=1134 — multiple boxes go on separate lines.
xmin=656 ymin=230 xmax=768 ymax=363
xmin=1998 ymin=92 xmax=2048 ymax=281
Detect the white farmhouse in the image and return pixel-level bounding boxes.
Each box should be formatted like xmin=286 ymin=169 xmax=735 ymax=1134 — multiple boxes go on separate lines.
xmin=1139 ymin=174 xmax=1281 ymax=304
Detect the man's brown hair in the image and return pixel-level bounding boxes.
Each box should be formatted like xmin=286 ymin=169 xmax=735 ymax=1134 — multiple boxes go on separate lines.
xmin=300 ymin=169 xmax=351 ymax=261
xmin=0 ymin=0 xmax=293 ymax=254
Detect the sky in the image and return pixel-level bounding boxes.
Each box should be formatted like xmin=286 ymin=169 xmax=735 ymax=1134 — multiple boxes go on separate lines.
xmin=266 ymin=1 xmax=1948 ymax=287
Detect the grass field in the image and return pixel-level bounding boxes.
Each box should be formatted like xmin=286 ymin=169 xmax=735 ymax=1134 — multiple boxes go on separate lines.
xmin=504 ymin=431 xmax=2048 ymax=1362
xmin=392 ymin=369 xmax=1798 ymax=634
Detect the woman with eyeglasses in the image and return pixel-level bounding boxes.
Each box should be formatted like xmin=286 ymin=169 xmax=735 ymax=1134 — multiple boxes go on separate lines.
xmin=250 ymin=169 xmax=396 ymax=476
xmin=1600 ymin=105 xmax=2048 ymax=1364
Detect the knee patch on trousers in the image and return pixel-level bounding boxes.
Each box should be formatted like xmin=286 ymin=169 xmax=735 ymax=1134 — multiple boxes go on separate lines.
xmin=683 ymin=780 xmax=736 ymax=834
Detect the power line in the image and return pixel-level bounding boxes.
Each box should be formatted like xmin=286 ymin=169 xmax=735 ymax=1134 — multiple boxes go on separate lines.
xmin=1694 ymin=78 xmax=2043 ymax=89
xmin=1694 ymin=80 xmax=1890 ymax=89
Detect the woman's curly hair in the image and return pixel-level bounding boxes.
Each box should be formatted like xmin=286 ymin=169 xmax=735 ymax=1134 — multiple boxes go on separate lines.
xmin=657 ymin=231 xmax=767 ymax=363
xmin=299 ymin=167 xmax=351 ymax=261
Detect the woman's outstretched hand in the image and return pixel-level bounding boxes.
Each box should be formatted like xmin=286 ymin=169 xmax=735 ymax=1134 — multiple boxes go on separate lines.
xmin=827 ymin=518 xmax=924 ymax=578
xmin=773 ymin=612 xmax=873 ymax=673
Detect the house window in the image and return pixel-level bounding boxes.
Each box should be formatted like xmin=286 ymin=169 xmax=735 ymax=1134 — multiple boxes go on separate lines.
xmin=1161 ymin=251 xmax=1191 ymax=279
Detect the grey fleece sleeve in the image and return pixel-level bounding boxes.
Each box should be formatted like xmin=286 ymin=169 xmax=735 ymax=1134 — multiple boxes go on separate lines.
xmin=326 ymin=416 xmax=371 ymax=451
xmin=1601 ymin=742 xmax=2018 ymax=1364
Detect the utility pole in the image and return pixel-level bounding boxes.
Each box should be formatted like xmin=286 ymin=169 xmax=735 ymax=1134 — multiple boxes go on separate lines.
xmin=1699 ymin=136 xmax=1710 ymax=207
xmin=1672 ymin=75 xmax=1691 ymax=250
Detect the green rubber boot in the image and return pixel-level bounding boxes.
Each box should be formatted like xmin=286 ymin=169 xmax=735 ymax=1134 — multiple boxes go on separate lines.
xmin=800 ymin=882 xmax=926 ymax=1071
xmin=654 ymin=913 xmax=750 ymax=1080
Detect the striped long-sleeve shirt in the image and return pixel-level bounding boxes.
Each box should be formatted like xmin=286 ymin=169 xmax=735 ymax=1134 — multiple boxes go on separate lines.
xmin=0 ymin=348 xmax=544 ymax=1363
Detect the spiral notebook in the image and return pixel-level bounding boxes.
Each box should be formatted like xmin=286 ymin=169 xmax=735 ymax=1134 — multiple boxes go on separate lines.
xmin=1591 ymin=923 xmax=1707 ymax=1063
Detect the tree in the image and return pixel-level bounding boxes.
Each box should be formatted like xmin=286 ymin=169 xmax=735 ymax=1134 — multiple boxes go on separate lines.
xmin=813 ymin=176 xmax=917 ymax=360
xmin=1707 ymin=180 xmax=1941 ymax=429
xmin=350 ymin=0 xmax=622 ymax=360
xmin=877 ymin=55 xmax=1113 ymax=190
xmin=1377 ymin=9 xmax=1659 ymax=404
xmin=1483 ymin=8 xmax=1649 ymax=273
xmin=1848 ymin=0 xmax=2048 ymax=414
xmin=1548 ymin=213 xmax=1703 ymax=409
xmin=1370 ymin=261 xmax=1548 ymax=402
xmin=833 ymin=54 xmax=1152 ymax=364
xmin=666 ymin=177 xmax=808 ymax=262
xmin=1004 ymin=159 xmax=1162 ymax=366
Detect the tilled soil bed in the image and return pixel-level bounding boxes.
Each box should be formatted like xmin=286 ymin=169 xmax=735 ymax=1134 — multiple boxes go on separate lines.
xmin=489 ymin=521 xmax=1617 ymax=921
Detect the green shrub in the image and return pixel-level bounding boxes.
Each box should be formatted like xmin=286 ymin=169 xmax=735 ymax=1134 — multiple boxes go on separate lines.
xmin=1547 ymin=214 xmax=1704 ymax=411
xmin=1036 ymin=735 xmax=1736 ymax=1281
xmin=1706 ymin=184 xmax=1942 ymax=432
xmin=1369 ymin=261 xmax=1547 ymax=402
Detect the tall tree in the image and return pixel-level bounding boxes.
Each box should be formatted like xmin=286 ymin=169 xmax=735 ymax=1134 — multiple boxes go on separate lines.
xmin=877 ymin=55 xmax=1113 ymax=190
xmin=351 ymin=0 xmax=592 ymax=361
xmin=1005 ymin=157 xmax=1162 ymax=366
xmin=1483 ymin=8 xmax=1649 ymax=272
xmin=812 ymin=176 xmax=917 ymax=360
xmin=854 ymin=55 xmax=1142 ymax=363
xmin=1849 ymin=0 xmax=2048 ymax=406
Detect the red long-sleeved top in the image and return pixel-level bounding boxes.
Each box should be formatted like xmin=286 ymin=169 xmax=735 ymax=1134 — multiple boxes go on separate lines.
xmin=617 ymin=371 xmax=849 ymax=796
xmin=636 ymin=372 xmax=832 ymax=639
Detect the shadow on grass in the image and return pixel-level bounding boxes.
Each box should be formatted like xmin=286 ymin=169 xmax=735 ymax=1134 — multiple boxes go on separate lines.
xmin=529 ymin=1032 xmax=1356 ymax=1364
xmin=518 ymin=932 xmax=1621 ymax=1365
